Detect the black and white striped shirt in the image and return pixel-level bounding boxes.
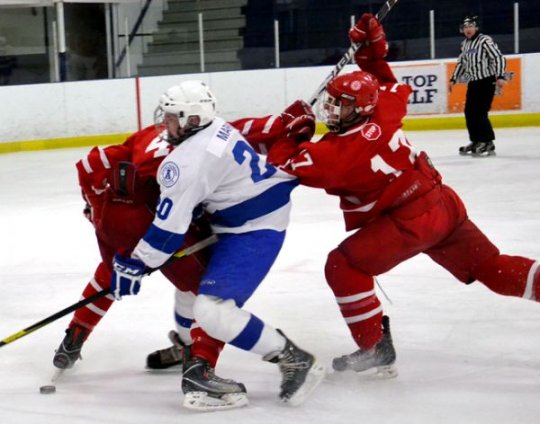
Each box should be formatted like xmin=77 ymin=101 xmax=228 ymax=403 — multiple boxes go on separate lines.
xmin=450 ymin=33 xmax=506 ymax=83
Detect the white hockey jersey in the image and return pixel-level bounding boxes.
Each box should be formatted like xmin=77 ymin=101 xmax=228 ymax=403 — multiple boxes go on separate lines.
xmin=133 ymin=117 xmax=298 ymax=268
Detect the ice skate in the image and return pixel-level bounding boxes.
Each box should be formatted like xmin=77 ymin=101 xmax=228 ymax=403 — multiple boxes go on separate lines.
xmin=265 ymin=330 xmax=326 ymax=406
xmin=471 ymin=141 xmax=496 ymax=157
xmin=146 ymin=330 xmax=187 ymax=371
xmin=458 ymin=142 xmax=476 ymax=155
xmin=182 ymin=356 xmax=248 ymax=411
xmin=53 ymin=325 xmax=88 ymax=369
xmin=332 ymin=315 xmax=397 ymax=378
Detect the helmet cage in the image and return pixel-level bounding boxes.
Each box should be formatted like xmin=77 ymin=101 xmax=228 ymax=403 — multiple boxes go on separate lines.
xmin=318 ymin=71 xmax=379 ymax=132
xmin=316 ymin=91 xmax=342 ymax=132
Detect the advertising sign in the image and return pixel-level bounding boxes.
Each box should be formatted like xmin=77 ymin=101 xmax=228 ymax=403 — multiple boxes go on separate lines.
xmin=391 ymin=63 xmax=446 ymax=115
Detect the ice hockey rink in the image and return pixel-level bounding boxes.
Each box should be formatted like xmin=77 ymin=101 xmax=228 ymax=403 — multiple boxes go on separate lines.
xmin=1 ymin=127 xmax=539 ymax=423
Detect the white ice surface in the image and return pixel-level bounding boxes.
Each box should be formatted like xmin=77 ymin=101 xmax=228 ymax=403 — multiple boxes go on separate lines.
xmin=1 ymin=128 xmax=540 ymax=423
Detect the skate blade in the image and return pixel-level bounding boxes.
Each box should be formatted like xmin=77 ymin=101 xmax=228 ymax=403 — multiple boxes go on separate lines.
xmin=51 ymin=368 xmax=66 ymax=383
xmin=39 ymin=368 xmax=64 ymax=388
xmin=145 ymin=364 xmax=183 ymax=374
xmin=183 ymin=391 xmax=249 ymax=411
xmin=333 ymin=362 xmax=398 ymax=380
xmin=373 ymin=364 xmax=399 ymax=379
xmin=471 ymin=151 xmax=496 ymax=157
xmin=281 ymin=361 xmax=326 ymax=407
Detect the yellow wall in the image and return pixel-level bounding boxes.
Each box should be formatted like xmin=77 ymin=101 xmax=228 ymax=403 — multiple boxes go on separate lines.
xmin=2 ymin=112 xmax=539 ymax=155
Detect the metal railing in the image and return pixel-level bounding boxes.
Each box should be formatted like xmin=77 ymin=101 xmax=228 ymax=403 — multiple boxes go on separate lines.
xmin=0 ymin=1 xmax=538 ymax=86
xmin=115 ymin=0 xmax=154 ymax=76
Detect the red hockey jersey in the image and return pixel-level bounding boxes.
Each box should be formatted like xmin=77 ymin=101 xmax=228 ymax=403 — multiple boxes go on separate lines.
xmin=268 ymin=81 xmax=441 ymax=231
xmin=76 ymin=126 xmax=171 ymax=217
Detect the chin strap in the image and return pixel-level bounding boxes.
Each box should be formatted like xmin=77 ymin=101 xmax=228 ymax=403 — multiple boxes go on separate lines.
xmin=169 ymin=121 xmax=213 ymax=146
xmin=339 ymin=112 xmax=369 ymax=133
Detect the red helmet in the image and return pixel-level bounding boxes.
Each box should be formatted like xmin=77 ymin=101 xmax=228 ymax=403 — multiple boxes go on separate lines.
xmin=327 ymin=71 xmax=380 ymax=114
xmin=320 ymin=70 xmax=380 ymax=132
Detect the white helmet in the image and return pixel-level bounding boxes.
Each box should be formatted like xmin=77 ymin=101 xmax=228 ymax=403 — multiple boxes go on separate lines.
xmin=155 ymin=80 xmax=217 ymax=141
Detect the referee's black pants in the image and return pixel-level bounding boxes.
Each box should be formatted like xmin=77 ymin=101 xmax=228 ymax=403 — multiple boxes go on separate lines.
xmin=464 ymin=76 xmax=496 ymax=144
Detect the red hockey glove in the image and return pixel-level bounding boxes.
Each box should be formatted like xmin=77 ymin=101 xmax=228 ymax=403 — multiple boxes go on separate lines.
xmin=349 ymin=13 xmax=385 ymax=45
xmin=81 ymin=189 xmax=105 ymax=228
xmin=281 ymin=100 xmax=316 ymax=142
xmin=285 ymin=115 xmax=316 ymax=142
xmin=349 ymin=18 xmax=368 ymax=44
xmin=281 ymin=99 xmax=314 ymax=122
xmin=83 ymin=202 xmax=92 ymax=223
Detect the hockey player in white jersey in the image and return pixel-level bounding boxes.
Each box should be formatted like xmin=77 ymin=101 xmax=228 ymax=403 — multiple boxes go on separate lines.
xmin=110 ymin=80 xmax=325 ymax=410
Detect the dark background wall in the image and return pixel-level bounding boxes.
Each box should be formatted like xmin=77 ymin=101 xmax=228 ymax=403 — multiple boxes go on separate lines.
xmin=242 ymin=0 xmax=540 ymax=68
xmin=1 ymin=0 xmax=539 ymax=84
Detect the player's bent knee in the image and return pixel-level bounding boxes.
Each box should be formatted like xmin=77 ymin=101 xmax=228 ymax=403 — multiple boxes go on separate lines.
xmin=325 ymin=248 xmax=372 ymax=295
xmin=192 ymin=294 xmax=251 ymax=341
xmin=193 ymin=294 xmax=223 ymax=328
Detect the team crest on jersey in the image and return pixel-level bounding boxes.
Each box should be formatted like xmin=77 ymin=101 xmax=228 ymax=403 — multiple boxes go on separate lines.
xmin=160 ymin=161 xmax=180 ymax=187
xmin=361 ymin=123 xmax=382 ymax=141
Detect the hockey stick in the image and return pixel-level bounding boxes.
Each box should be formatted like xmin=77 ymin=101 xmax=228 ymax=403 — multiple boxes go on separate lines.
xmin=0 ymin=234 xmax=218 ymax=348
xmin=307 ymin=0 xmax=400 ymax=106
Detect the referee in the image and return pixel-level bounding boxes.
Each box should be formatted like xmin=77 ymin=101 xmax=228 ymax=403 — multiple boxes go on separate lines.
xmin=449 ymin=15 xmax=507 ymax=157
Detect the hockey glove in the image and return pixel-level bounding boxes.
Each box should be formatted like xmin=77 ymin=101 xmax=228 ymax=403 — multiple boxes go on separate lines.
xmin=83 ymin=202 xmax=92 ymax=223
xmin=281 ymin=100 xmax=316 ymax=142
xmin=111 ymin=253 xmax=146 ymax=300
xmin=80 ymin=188 xmax=106 ymax=228
xmin=349 ymin=13 xmax=385 ymax=45
xmin=282 ymin=99 xmax=314 ymax=121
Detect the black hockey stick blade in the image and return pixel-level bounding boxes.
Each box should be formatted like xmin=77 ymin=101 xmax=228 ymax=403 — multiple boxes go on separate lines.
xmin=308 ymin=0 xmax=400 ymax=106
xmin=0 ymin=234 xmax=218 ymax=348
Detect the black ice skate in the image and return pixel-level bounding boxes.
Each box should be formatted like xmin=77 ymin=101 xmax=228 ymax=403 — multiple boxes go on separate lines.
xmin=332 ymin=315 xmax=398 ymax=378
xmin=182 ymin=356 xmax=248 ymax=411
xmin=53 ymin=325 xmax=88 ymax=369
xmin=265 ymin=330 xmax=326 ymax=406
xmin=146 ymin=330 xmax=187 ymax=371
xmin=471 ymin=141 xmax=496 ymax=157
xmin=459 ymin=142 xmax=476 ymax=155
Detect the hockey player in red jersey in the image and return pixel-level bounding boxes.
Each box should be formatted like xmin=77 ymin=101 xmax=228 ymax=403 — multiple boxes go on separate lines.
xmin=52 ymin=125 xmax=229 ymax=376
xmin=264 ymin=13 xmax=540 ymax=375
